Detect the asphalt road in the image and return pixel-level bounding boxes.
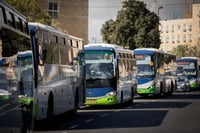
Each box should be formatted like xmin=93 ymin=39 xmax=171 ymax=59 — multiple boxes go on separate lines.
xmin=35 ymin=91 xmax=200 ymax=133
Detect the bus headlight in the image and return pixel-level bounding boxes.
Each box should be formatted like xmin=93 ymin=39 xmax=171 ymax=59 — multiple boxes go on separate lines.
xmin=155 ymin=82 xmax=160 ymax=88
xmin=106 ymin=91 xmax=116 ymax=96
xmin=190 ymin=79 xmax=196 ymax=84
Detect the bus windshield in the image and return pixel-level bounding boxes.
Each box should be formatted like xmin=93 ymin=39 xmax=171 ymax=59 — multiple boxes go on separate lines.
xmin=135 ymin=54 xmax=155 ymax=76
xmin=177 ymin=62 xmax=197 ymax=76
xmin=137 ymin=64 xmax=155 ymax=76
xmin=85 ymin=50 xmax=115 ymax=88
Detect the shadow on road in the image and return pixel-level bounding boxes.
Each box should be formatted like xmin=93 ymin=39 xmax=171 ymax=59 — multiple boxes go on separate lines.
xmin=169 ymin=92 xmax=200 ymax=99
xmin=133 ymin=101 xmax=191 ymax=109
xmin=135 ymin=91 xmax=200 ymax=100
xmin=34 ymin=91 xmax=200 ymax=132
xmin=34 ymin=109 xmax=168 ymax=131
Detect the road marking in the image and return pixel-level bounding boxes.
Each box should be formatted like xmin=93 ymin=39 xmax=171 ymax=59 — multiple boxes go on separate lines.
xmin=135 ymin=104 xmax=140 ymax=107
xmin=100 ymin=113 xmax=109 ymax=117
xmin=84 ymin=118 xmax=93 ymax=123
xmin=69 ymin=125 xmax=78 ymax=129
xmin=115 ymin=109 xmax=121 ymax=112
xmin=127 ymin=106 xmax=132 ymax=109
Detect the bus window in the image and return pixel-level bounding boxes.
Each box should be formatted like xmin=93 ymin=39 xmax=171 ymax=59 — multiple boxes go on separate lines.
xmin=0 ymin=7 xmax=4 ymax=22
xmin=15 ymin=16 xmax=22 ymax=31
xmin=6 ymin=11 xmax=14 ymax=27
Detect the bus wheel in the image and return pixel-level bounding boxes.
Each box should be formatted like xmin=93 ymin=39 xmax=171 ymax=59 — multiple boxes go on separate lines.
xmin=47 ymin=93 xmax=54 ymax=120
xmin=70 ymin=89 xmax=79 ymax=116
xmin=115 ymin=91 xmax=123 ymax=108
xmin=155 ymin=82 xmax=163 ymax=98
xmin=168 ymin=81 xmax=173 ymax=96
xmin=128 ymin=88 xmax=134 ymax=104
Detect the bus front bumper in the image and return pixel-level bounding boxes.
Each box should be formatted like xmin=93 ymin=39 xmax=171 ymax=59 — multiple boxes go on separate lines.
xmin=137 ymin=87 xmax=156 ymax=94
xmin=85 ymin=96 xmax=117 ymax=105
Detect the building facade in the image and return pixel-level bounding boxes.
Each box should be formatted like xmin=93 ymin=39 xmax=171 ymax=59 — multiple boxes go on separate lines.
xmin=36 ymin=0 xmax=88 ymax=44
xmin=159 ymin=4 xmax=200 ymax=53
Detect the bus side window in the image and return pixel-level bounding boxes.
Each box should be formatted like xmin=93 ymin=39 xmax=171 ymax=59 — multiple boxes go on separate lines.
xmin=41 ymin=49 xmax=47 ymax=61
xmin=0 ymin=7 xmax=4 ymax=22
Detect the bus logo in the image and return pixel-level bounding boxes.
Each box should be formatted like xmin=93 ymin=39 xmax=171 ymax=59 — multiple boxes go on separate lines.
xmin=88 ymin=92 xmax=93 ymax=96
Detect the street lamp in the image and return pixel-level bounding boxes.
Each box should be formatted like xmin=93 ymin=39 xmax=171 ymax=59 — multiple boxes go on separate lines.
xmin=158 ymin=6 xmax=163 ymax=19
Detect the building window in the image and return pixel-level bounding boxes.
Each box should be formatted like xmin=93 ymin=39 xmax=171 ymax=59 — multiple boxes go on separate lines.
xmin=188 ymin=34 xmax=192 ymax=42
xmin=166 ymin=36 xmax=169 ymax=43
xmin=171 ymin=25 xmax=174 ymax=32
xmin=183 ymin=24 xmax=186 ymax=32
xmin=177 ymin=25 xmax=180 ymax=30
xmin=171 ymin=35 xmax=174 ymax=43
xmin=177 ymin=35 xmax=180 ymax=43
xmin=188 ymin=24 xmax=192 ymax=31
xmin=48 ymin=2 xmax=59 ymax=19
xmin=183 ymin=34 xmax=186 ymax=43
xmin=165 ymin=25 xmax=168 ymax=33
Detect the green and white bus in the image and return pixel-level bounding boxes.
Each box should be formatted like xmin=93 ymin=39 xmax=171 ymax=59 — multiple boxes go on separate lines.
xmin=29 ymin=22 xmax=85 ymax=121
xmin=176 ymin=57 xmax=200 ymax=90
xmin=134 ymin=48 xmax=177 ymax=96
xmin=0 ymin=1 xmax=34 ymax=132
xmin=78 ymin=43 xmax=137 ymax=106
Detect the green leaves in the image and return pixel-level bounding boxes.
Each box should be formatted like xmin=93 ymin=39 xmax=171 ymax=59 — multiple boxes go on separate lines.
xmin=101 ymin=0 xmax=160 ymax=50
xmin=172 ymin=45 xmax=200 ymax=58
xmin=6 ymin=0 xmax=51 ymax=25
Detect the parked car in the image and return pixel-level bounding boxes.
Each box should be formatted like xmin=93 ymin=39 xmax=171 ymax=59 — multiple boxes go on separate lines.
xmin=176 ymin=76 xmax=190 ymax=92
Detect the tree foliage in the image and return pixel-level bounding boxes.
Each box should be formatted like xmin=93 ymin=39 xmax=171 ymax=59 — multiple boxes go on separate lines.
xmin=101 ymin=0 xmax=160 ymax=49
xmin=6 ymin=0 xmax=51 ymax=25
xmin=172 ymin=45 xmax=200 ymax=58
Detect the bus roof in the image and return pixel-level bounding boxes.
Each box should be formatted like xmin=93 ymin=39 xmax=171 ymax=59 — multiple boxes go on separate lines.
xmin=84 ymin=43 xmax=123 ymax=49
xmin=84 ymin=43 xmax=133 ymax=54
xmin=134 ymin=48 xmax=165 ymax=55
xmin=176 ymin=57 xmax=200 ymax=62
xmin=28 ymin=22 xmax=67 ymax=37
xmin=17 ymin=50 xmax=32 ymax=58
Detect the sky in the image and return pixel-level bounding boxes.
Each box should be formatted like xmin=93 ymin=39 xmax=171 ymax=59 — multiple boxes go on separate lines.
xmin=89 ymin=0 xmax=121 ymax=43
xmin=88 ymin=0 xmax=200 ymax=44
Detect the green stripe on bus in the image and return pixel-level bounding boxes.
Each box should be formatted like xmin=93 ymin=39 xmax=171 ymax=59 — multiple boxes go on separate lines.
xmin=18 ymin=96 xmax=34 ymax=105
xmin=34 ymin=104 xmax=38 ymax=120
xmin=190 ymin=83 xmax=198 ymax=90
xmin=85 ymin=95 xmax=117 ymax=105
xmin=0 ymin=95 xmax=10 ymax=100
xmin=137 ymin=87 xmax=156 ymax=94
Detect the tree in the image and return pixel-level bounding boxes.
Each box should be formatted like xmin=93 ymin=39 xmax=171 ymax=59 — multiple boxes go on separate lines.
xmin=101 ymin=0 xmax=160 ymax=49
xmin=6 ymin=0 xmax=51 ymax=25
xmin=171 ymin=45 xmax=199 ymax=58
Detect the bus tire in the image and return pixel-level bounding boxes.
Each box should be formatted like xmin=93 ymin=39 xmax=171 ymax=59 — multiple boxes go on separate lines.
xmin=129 ymin=87 xmax=134 ymax=104
xmin=115 ymin=91 xmax=123 ymax=108
xmin=156 ymin=82 xmax=163 ymax=98
xmin=169 ymin=81 xmax=173 ymax=96
xmin=70 ymin=89 xmax=79 ymax=116
xmin=120 ymin=91 xmax=123 ymax=107
xmin=47 ymin=92 xmax=54 ymax=120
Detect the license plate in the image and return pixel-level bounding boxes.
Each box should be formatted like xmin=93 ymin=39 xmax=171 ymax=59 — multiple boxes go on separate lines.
xmin=86 ymin=99 xmax=96 ymax=104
